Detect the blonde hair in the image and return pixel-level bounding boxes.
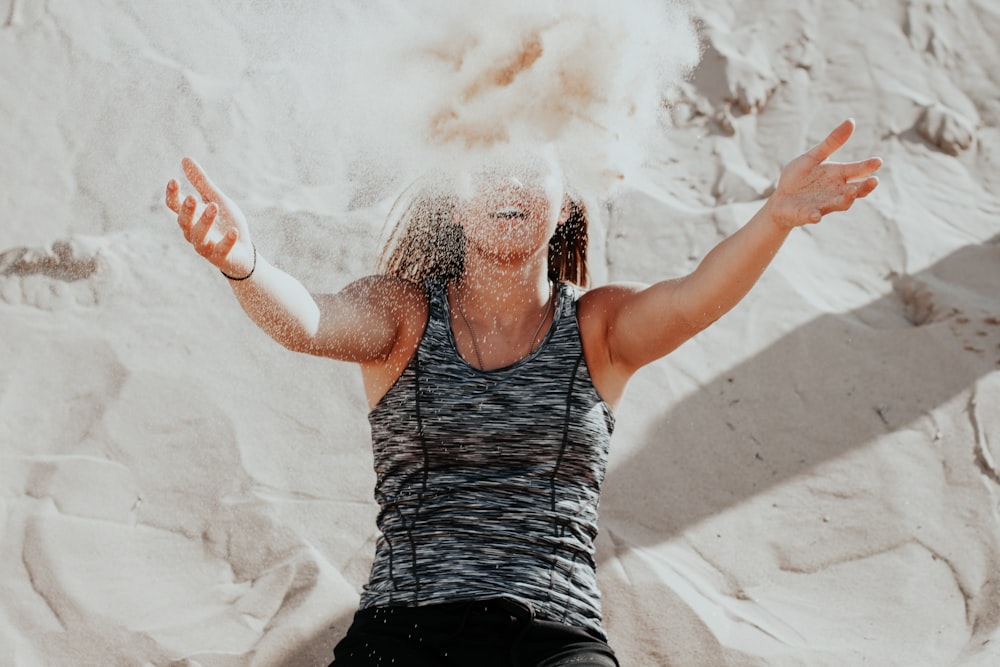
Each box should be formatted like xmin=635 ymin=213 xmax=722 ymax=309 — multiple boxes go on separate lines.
xmin=377 ymin=180 xmax=590 ymax=287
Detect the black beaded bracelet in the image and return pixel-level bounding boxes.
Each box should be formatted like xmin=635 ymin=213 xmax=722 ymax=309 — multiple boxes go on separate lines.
xmin=220 ymin=243 xmax=256 ymax=281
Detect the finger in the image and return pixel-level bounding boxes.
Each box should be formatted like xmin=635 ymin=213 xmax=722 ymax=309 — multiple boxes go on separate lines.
xmin=177 ymin=195 xmax=197 ymax=235
xmin=182 ymin=157 xmax=223 ymax=205
xmin=818 ymin=178 xmax=877 ymax=217
xmin=198 ymin=239 xmax=216 ymax=258
xmin=855 ymin=175 xmax=879 ymax=199
xmin=835 ymin=156 xmax=883 ymax=181
xmin=190 ymin=202 xmax=218 ymax=246
xmin=165 ymin=179 xmax=182 ymax=213
xmin=806 ymin=118 xmax=856 ymax=163
xmin=212 ymin=228 xmax=239 ymax=264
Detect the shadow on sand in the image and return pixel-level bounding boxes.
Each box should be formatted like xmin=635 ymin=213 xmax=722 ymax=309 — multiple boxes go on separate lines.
xmin=601 ymin=234 xmax=1000 ymax=543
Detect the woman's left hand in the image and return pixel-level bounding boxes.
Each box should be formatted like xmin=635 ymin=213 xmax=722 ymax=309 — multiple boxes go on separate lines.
xmin=766 ymin=119 xmax=882 ymax=228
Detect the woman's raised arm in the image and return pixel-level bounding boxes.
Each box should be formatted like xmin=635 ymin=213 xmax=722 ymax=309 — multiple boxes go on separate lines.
xmin=164 ymin=158 xmax=422 ymax=363
xmin=593 ymin=119 xmax=882 ymax=376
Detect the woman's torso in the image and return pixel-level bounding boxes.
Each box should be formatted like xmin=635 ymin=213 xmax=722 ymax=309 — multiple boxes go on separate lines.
xmin=360 ymin=279 xmax=616 ymax=638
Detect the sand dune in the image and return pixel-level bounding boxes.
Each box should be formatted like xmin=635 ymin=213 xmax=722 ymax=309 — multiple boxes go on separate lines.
xmin=2 ymin=1 xmax=999 ymax=665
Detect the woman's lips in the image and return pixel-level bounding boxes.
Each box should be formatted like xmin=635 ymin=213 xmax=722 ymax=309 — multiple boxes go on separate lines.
xmin=492 ymin=207 xmax=528 ymax=219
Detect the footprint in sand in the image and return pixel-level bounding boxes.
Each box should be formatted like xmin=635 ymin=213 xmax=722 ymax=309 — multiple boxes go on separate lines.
xmin=891 ymin=272 xmax=951 ymax=326
xmin=892 ymin=272 xmax=1000 ymax=366
xmin=695 ymin=40 xmax=782 ymax=125
xmin=3 ymin=0 xmax=21 ymax=28
xmin=0 ymin=239 xmax=102 ymax=308
xmin=955 ymin=315 xmax=1000 ymax=363
xmin=916 ymin=103 xmax=977 ymax=156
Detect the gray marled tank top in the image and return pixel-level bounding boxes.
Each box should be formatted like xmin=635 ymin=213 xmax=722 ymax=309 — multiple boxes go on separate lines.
xmin=361 ymin=279 xmax=615 ymax=638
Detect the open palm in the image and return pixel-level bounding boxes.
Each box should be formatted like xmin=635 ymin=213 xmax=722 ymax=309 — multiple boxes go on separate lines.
xmin=768 ymin=119 xmax=882 ymax=228
xmin=165 ymin=158 xmax=255 ymax=276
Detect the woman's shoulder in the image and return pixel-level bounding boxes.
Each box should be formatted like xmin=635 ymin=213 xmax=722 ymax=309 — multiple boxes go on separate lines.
xmin=575 ymin=282 xmax=649 ymax=410
xmin=577 ymin=281 xmax=646 ymax=314
xmin=351 ymin=273 xmax=429 ymax=296
xmin=343 ymin=274 xmax=430 ymax=322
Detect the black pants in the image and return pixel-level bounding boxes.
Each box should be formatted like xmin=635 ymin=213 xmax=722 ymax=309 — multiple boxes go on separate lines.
xmin=331 ymin=598 xmax=619 ymax=666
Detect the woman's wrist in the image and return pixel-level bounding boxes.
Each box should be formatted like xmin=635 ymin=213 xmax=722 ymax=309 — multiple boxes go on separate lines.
xmin=221 ymin=243 xmax=257 ymax=281
xmin=759 ymin=195 xmax=800 ymax=233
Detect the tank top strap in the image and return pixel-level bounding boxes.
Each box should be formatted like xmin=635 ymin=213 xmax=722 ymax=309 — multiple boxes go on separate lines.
xmin=424 ymin=278 xmax=449 ymax=323
xmin=556 ymin=281 xmax=581 ymax=319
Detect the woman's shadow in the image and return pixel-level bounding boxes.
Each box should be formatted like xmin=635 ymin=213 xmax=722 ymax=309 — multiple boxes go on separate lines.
xmin=600 ymin=234 xmax=1000 ymax=543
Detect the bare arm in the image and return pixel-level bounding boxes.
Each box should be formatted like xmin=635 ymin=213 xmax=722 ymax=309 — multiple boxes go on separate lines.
xmin=602 ymin=119 xmax=882 ymax=373
xmin=165 ymin=158 xmax=418 ymax=362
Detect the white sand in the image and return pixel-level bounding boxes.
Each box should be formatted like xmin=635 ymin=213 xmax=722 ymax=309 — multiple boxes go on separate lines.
xmin=2 ymin=1 xmax=999 ymax=665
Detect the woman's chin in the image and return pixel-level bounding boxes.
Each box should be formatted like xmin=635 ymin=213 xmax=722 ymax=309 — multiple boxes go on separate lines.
xmin=468 ymin=235 xmax=542 ymax=264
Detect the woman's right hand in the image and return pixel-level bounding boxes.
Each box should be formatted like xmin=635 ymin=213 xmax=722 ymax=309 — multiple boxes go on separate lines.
xmin=165 ymin=158 xmax=255 ymax=278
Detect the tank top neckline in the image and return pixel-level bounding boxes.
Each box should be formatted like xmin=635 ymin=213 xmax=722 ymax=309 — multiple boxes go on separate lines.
xmin=437 ymin=279 xmax=570 ymax=376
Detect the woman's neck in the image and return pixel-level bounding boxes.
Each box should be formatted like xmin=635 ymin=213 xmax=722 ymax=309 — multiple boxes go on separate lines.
xmin=447 ymin=246 xmax=557 ymax=370
xmin=453 ymin=248 xmax=552 ymax=327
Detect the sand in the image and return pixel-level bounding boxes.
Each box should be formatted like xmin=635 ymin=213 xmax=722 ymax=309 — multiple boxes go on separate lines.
xmin=2 ymin=0 xmax=999 ymax=665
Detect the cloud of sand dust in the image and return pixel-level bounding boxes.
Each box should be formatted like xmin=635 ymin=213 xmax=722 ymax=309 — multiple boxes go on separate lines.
xmin=238 ymin=0 xmax=702 ymax=200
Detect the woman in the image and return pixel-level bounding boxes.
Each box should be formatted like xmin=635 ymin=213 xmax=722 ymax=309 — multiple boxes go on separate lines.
xmin=165 ymin=119 xmax=881 ymax=666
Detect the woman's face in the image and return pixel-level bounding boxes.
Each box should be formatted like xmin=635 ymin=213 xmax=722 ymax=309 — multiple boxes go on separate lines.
xmin=453 ymin=151 xmax=564 ymax=261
